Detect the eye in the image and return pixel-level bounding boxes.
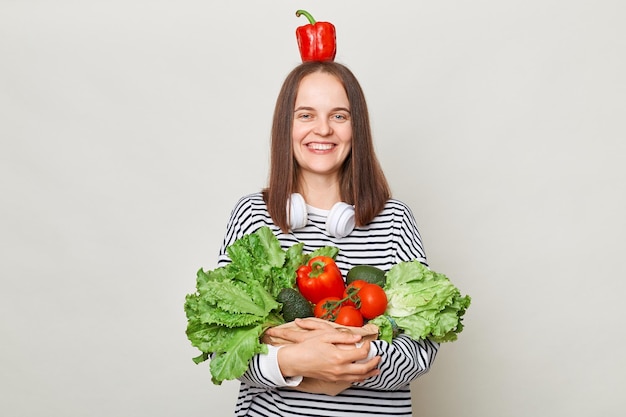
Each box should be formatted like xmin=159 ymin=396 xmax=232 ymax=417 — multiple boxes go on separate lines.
xmin=332 ymin=113 xmax=350 ymax=122
xmin=295 ymin=112 xmax=313 ymax=121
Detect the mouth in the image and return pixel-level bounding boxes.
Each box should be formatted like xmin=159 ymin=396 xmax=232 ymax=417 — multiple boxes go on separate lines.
xmin=306 ymin=142 xmax=335 ymax=151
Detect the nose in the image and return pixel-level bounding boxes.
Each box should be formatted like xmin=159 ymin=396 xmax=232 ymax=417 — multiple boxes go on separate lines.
xmin=314 ymin=118 xmax=333 ymax=136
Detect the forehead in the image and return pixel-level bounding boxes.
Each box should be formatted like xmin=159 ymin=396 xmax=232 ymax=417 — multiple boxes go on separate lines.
xmin=295 ymin=72 xmax=348 ymax=105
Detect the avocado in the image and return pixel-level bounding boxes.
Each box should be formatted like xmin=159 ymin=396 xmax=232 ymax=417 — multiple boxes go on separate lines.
xmin=346 ymin=265 xmax=386 ymax=287
xmin=278 ymin=288 xmax=314 ymax=322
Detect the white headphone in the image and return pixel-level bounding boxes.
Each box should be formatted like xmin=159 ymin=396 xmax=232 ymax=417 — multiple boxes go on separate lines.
xmin=287 ymin=193 xmax=355 ymax=238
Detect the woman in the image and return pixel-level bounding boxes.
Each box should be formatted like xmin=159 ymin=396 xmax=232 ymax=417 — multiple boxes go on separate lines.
xmin=217 ymin=61 xmax=438 ymax=416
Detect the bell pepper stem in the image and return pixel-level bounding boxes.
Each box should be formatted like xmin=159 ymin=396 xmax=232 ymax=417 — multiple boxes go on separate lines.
xmin=295 ymin=9 xmax=316 ymax=25
xmin=309 ymin=259 xmax=327 ymax=278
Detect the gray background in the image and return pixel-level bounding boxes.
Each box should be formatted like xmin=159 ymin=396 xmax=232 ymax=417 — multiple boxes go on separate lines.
xmin=1 ymin=1 xmax=624 ymax=416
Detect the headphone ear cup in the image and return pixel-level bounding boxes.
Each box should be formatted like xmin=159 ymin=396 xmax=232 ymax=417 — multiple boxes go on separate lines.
xmin=288 ymin=193 xmax=308 ymax=230
xmin=326 ymin=202 xmax=355 ymax=238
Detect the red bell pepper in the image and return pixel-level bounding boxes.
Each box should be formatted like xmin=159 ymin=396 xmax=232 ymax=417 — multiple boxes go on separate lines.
xmin=296 ymin=256 xmax=345 ymax=304
xmin=295 ymin=9 xmax=336 ymax=62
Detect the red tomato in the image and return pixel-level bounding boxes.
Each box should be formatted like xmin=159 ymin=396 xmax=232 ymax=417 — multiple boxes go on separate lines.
xmin=334 ymin=305 xmax=364 ymax=327
xmin=357 ymin=283 xmax=388 ymax=319
xmin=314 ymin=296 xmax=342 ymax=320
xmin=296 ymin=256 xmax=345 ymax=304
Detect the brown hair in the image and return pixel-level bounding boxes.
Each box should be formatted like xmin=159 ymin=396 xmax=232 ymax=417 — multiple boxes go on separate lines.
xmin=263 ymin=61 xmax=391 ymax=232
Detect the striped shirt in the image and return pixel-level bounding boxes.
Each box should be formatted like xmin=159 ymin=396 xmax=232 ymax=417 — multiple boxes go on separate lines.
xmin=217 ymin=192 xmax=439 ymax=417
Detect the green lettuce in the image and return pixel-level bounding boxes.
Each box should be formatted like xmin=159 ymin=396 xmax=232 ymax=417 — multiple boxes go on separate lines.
xmin=370 ymin=260 xmax=471 ymax=344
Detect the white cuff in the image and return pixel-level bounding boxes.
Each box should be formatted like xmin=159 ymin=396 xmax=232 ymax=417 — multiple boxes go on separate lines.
xmin=259 ymin=345 xmax=303 ymax=387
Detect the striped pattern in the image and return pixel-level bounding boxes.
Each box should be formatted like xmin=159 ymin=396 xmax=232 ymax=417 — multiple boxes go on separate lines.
xmin=217 ymin=193 xmax=439 ymax=417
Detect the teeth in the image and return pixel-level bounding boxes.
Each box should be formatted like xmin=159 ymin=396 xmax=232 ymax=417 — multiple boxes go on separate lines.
xmin=308 ymin=143 xmax=334 ymax=150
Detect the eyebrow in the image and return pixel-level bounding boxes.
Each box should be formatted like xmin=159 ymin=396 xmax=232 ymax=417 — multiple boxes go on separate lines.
xmin=294 ymin=106 xmax=351 ymax=113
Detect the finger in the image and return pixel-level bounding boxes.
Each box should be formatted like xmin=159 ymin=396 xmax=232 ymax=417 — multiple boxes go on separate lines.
xmin=347 ymin=356 xmax=382 ymax=380
xmin=335 ymin=340 xmax=375 ymax=362
xmin=334 ymin=360 xmax=381 ymax=384
xmin=264 ymin=327 xmax=307 ymax=343
xmin=294 ymin=319 xmax=363 ymax=344
xmin=357 ymin=355 xmax=382 ymax=371
xmin=293 ymin=317 xmax=336 ymax=330
xmin=320 ymin=331 xmax=362 ymax=345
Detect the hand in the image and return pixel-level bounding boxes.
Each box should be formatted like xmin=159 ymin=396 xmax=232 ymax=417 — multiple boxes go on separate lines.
xmin=270 ymin=318 xmax=381 ymax=383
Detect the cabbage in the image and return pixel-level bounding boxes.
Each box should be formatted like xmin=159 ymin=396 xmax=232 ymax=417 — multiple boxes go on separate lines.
xmin=371 ymin=260 xmax=471 ymax=343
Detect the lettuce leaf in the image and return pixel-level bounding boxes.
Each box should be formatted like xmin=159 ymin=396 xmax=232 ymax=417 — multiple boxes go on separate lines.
xmin=208 ymin=325 xmax=268 ymax=385
xmin=184 ymin=227 xmax=294 ymax=384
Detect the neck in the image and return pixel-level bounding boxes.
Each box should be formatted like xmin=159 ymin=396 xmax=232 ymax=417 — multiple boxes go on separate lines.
xmin=297 ymin=174 xmax=341 ymax=210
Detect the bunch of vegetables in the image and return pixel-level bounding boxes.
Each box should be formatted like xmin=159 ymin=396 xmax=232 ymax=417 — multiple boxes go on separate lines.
xmin=185 ymin=226 xmax=471 ymax=385
xmin=295 ymin=257 xmax=389 ymax=328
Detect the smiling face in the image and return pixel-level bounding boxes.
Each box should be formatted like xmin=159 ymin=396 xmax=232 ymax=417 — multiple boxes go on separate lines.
xmin=292 ymin=71 xmax=352 ymax=184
